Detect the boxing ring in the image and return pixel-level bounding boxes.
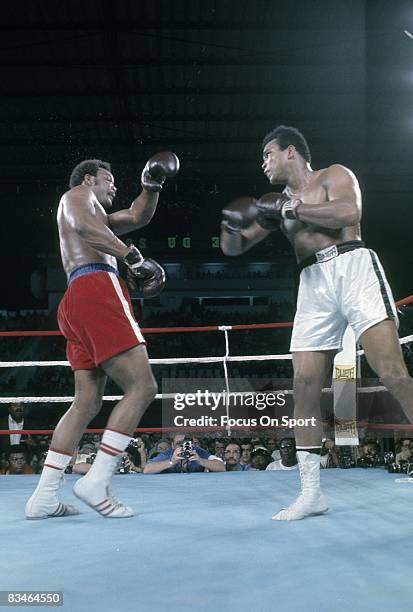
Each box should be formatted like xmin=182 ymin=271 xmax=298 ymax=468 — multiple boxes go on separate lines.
xmin=1 ymin=298 xmax=413 ymax=611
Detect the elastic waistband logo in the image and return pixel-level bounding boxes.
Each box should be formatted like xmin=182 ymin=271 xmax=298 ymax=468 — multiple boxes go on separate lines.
xmin=315 ymin=245 xmax=338 ymax=263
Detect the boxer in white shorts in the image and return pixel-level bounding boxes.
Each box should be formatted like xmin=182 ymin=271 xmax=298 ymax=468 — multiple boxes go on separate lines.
xmin=220 ymin=125 xmax=413 ymax=521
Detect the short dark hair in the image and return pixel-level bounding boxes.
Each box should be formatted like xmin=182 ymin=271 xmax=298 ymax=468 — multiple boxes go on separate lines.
xmin=69 ymin=159 xmax=111 ymax=188
xmin=262 ymin=125 xmax=311 ymax=163
xmin=7 ymin=444 xmax=27 ymax=459
xmin=225 ymin=442 xmax=241 ymax=453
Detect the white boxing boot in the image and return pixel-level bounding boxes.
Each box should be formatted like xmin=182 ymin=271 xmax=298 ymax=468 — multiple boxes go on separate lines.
xmin=272 ymin=451 xmax=328 ymax=521
xmin=25 ymin=471 xmax=80 ymax=520
xmin=73 ymin=474 xmax=134 ymax=518
xmin=72 ymin=429 xmax=135 ymax=518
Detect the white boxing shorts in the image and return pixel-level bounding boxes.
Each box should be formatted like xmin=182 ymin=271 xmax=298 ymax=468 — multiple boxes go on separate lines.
xmin=290 ymin=242 xmax=398 ymax=352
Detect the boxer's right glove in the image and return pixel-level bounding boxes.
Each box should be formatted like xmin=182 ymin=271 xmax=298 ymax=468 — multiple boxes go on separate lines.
xmin=221 ymin=196 xmax=259 ymax=235
xmin=255 ymin=192 xmax=302 ymax=230
xmin=141 ymin=151 xmax=180 ymax=192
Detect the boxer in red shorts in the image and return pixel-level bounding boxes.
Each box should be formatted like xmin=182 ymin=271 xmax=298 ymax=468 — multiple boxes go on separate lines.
xmin=26 ymin=152 xmax=179 ymax=519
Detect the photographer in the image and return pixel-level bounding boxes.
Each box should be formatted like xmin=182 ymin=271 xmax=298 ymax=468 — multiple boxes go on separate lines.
xmin=72 ymin=441 xmax=97 ymax=475
xmin=143 ymin=433 xmax=224 ymax=474
xmin=118 ymin=438 xmax=148 ymax=473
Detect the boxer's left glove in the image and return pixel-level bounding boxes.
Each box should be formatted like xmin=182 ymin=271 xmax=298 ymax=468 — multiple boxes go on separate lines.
xmin=132 ymin=258 xmax=166 ymax=298
xmin=256 ymin=192 xmax=302 ymax=230
xmin=124 ymin=246 xmax=166 ymax=298
xmin=124 ymin=244 xmax=145 ymax=272
xmin=141 ymin=151 xmax=180 ymax=192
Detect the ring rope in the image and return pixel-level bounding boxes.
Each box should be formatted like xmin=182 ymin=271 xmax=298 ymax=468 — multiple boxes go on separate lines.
xmin=2 ymin=421 xmax=413 ymax=436
xmin=0 ymin=354 xmax=293 ymax=368
xmin=1 ymin=293 xmax=412 ymax=338
xmin=0 ymin=386 xmax=396 ymax=404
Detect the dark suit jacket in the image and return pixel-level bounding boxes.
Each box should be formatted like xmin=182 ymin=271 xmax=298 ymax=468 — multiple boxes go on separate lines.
xmin=0 ymin=415 xmax=37 ymax=456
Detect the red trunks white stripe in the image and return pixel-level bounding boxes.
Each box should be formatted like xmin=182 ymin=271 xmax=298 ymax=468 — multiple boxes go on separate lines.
xmin=57 ymin=271 xmax=145 ymax=370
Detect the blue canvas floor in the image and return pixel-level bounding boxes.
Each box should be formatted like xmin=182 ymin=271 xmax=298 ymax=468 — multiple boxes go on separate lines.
xmin=1 ymin=470 xmax=412 ymax=612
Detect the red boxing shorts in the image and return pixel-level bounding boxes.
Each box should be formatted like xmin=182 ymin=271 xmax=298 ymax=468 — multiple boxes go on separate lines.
xmin=57 ymin=266 xmax=145 ymax=370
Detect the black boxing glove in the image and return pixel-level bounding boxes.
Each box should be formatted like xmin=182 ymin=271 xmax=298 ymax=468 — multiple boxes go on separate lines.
xmin=141 ymin=151 xmax=180 ymax=192
xmin=256 ymin=192 xmax=302 ymax=230
xmin=221 ymin=196 xmax=258 ymax=235
xmin=132 ymin=257 xmax=166 ymax=298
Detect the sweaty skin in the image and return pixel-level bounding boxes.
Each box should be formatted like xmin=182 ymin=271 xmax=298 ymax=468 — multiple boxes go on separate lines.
xmin=220 ymin=139 xmax=362 ymax=260
xmin=57 ymin=168 xmax=159 ymax=279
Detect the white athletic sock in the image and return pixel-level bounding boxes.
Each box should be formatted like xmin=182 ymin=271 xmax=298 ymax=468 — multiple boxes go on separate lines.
xmin=37 ymin=448 xmax=73 ymax=488
xmin=86 ymin=428 xmax=132 ymax=481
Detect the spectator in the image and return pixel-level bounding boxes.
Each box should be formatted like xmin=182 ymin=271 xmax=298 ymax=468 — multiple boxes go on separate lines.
xmin=0 ymin=402 xmax=37 ymax=458
xmin=214 ymin=440 xmax=226 ymax=460
xmin=1 ymin=445 xmax=34 ymax=475
xmin=119 ymin=437 xmax=148 ymax=473
xmin=72 ymin=441 xmax=97 ymax=475
xmin=240 ymin=440 xmax=253 ymax=467
xmin=149 ymin=439 xmax=171 ymax=459
xmin=143 ymin=434 xmax=224 ymax=474
xmin=250 ymin=447 xmax=272 ymax=471
xmin=264 ymin=435 xmax=281 ymax=460
xmin=320 ymin=438 xmax=340 ymax=469
xmin=396 ymin=439 xmax=413 ymax=466
xmin=225 ymin=442 xmax=250 ymax=471
xmin=30 ymin=427 xmax=52 ymax=473
xmin=266 ymin=438 xmax=298 ymax=471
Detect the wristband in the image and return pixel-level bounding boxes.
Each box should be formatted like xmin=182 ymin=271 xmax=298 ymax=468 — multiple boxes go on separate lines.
xmin=282 ymin=198 xmax=302 ymax=220
xmin=124 ymin=245 xmax=144 ymax=268
xmin=221 ymin=220 xmax=241 ymax=235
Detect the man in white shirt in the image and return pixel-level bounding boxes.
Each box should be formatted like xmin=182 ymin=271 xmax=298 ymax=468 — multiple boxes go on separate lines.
xmin=266 ymin=438 xmax=298 ymax=471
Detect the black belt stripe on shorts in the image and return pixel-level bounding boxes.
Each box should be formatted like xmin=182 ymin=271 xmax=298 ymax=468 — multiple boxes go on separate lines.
xmin=298 ymin=240 xmax=365 ymax=272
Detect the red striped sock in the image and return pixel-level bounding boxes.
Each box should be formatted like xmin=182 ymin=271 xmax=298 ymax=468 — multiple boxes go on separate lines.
xmin=86 ymin=428 xmax=132 ymax=480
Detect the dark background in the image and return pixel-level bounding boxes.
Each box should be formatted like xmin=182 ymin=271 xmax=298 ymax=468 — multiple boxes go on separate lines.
xmin=1 ymin=0 xmax=413 ymax=310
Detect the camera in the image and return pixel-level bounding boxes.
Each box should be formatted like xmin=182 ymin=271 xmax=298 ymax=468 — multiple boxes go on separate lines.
xmin=86 ymin=453 xmax=96 ymax=465
xmin=128 ymin=438 xmax=143 ymax=450
xmin=118 ymin=454 xmax=131 ymax=474
xmin=180 ymin=439 xmax=193 ymax=460
xmin=387 ymin=460 xmax=413 ymax=474
xmin=338 ymin=446 xmax=356 ymax=469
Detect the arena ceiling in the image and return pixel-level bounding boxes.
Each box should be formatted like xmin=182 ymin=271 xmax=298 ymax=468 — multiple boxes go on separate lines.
xmin=2 ymin=0 xmax=413 ymax=304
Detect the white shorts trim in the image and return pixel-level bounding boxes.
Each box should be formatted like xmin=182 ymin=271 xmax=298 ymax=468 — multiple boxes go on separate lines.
xmin=109 ymin=273 xmax=145 ymax=344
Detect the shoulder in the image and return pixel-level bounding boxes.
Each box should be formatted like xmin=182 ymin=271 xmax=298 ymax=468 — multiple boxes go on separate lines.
xmin=320 ymin=164 xmax=358 ymax=185
xmin=265 ymin=460 xmax=280 ymax=471
xmin=150 ymin=448 xmax=173 ymax=462
xmin=197 ymin=447 xmax=211 ymax=459
xmin=60 ymin=185 xmax=95 ymax=208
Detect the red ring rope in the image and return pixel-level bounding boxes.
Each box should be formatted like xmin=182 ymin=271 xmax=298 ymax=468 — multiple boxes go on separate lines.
xmin=3 ymin=422 xmax=413 ymax=436
xmin=1 ymin=294 xmax=412 ymax=337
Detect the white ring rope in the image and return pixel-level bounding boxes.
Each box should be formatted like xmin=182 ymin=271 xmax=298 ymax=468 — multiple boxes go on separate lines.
xmin=0 ymin=329 xmax=411 ymax=405
xmin=0 ymin=354 xmax=293 ymax=368
xmin=0 ymin=387 xmax=394 ymax=404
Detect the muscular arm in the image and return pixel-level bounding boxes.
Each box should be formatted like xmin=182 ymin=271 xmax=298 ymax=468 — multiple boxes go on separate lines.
xmin=107 ymin=189 xmax=159 ymax=236
xmin=220 ymin=222 xmax=271 ymax=256
xmin=63 ymin=190 xmax=129 ymax=258
xmin=297 ymin=165 xmax=361 ymax=229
